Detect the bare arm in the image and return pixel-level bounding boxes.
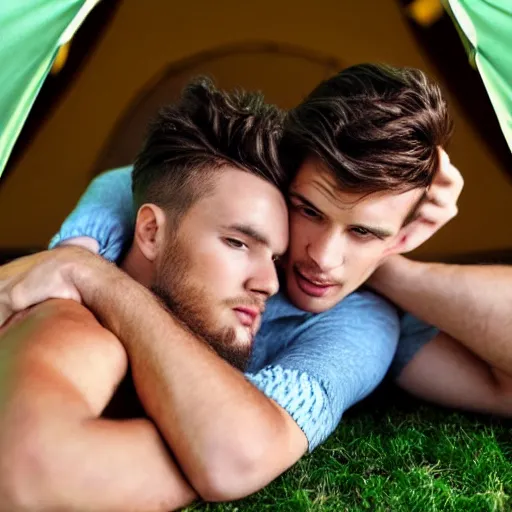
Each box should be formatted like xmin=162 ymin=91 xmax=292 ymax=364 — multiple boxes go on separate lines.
xmin=74 ymin=260 xmax=307 ymax=502
xmin=0 ymin=299 xmax=195 ymax=512
xmin=395 ymin=331 xmax=512 ymax=416
xmin=368 ymin=255 xmax=512 ymax=372
xmin=0 ymin=248 xmax=306 ymax=501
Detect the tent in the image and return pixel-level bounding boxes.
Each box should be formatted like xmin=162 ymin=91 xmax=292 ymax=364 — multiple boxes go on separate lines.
xmin=0 ymin=0 xmax=510 ymax=180
xmin=0 ymin=0 xmax=100 ymax=178
xmin=0 ymin=0 xmax=510 ymax=184
xmin=444 ymin=0 xmax=512 ymax=153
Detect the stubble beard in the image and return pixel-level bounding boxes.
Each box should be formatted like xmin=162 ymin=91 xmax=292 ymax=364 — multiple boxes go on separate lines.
xmin=150 ymin=237 xmax=253 ymax=371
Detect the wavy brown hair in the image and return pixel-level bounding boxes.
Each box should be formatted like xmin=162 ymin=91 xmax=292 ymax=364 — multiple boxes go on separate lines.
xmin=281 ymin=63 xmax=453 ymax=194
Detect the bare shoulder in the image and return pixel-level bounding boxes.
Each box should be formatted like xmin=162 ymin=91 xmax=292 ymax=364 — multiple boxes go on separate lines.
xmin=0 ymin=299 xmax=128 ymax=415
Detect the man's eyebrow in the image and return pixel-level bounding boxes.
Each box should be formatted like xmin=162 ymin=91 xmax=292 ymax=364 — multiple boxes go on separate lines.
xmin=227 ymin=224 xmax=268 ymax=245
xmin=290 ymin=192 xmax=394 ymax=238
xmin=356 ymin=224 xmax=395 ymax=239
xmin=288 ymin=191 xmax=395 ymax=239
xmin=288 ymin=191 xmax=322 ymax=212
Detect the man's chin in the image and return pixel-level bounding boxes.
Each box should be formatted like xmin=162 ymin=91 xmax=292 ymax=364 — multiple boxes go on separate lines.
xmin=206 ymin=326 xmax=253 ymax=372
xmin=213 ymin=343 xmax=251 ymax=371
xmin=234 ymin=325 xmax=255 ymax=344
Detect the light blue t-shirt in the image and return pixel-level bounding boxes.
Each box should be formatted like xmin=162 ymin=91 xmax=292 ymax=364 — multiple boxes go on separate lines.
xmin=49 ymin=167 xmax=438 ymax=451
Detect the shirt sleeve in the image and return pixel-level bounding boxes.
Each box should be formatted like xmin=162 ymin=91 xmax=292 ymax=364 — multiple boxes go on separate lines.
xmin=389 ymin=312 xmax=439 ymax=379
xmin=48 ymin=166 xmax=135 ymax=262
xmin=245 ymin=290 xmax=399 ymax=452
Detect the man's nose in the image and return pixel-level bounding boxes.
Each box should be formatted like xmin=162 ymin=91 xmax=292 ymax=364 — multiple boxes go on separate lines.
xmin=247 ymin=258 xmax=280 ymax=299
xmin=306 ymin=228 xmax=345 ymax=272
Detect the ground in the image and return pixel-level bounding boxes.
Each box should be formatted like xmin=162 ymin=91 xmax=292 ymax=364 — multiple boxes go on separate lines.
xmin=185 ymin=386 xmax=512 ymax=511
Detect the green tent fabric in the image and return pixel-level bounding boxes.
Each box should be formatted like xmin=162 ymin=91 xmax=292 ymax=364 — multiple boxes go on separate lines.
xmin=1 ymin=0 xmax=510 ymax=181
xmin=0 ymin=0 xmax=100 ymax=179
xmin=445 ymin=0 xmax=512 ymax=154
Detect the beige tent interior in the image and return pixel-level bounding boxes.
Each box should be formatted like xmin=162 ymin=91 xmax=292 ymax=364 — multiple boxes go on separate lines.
xmin=1 ymin=0 xmax=511 ymax=261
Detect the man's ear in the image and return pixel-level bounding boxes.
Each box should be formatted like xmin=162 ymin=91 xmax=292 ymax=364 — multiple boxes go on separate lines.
xmin=133 ymin=204 xmax=168 ymax=262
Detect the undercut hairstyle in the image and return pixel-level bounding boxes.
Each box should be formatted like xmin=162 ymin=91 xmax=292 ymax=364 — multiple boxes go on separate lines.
xmin=281 ymin=63 xmax=453 ymax=194
xmin=132 ymin=77 xmax=287 ymax=229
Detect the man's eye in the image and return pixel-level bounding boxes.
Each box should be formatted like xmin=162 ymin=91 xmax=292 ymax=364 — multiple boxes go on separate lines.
xmin=298 ymin=205 xmax=321 ymax=219
xmin=350 ymin=227 xmax=373 ymax=238
xmin=225 ymin=238 xmax=247 ymax=249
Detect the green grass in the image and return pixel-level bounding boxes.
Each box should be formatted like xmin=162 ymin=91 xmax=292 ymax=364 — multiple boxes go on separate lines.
xmin=184 ymin=387 xmax=512 ymax=511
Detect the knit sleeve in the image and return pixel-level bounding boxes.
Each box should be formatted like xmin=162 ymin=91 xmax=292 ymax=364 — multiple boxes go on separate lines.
xmin=49 ymin=166 xmax=135 ymax=262
xmin=245 ymin=290 xmax=399 ymax=451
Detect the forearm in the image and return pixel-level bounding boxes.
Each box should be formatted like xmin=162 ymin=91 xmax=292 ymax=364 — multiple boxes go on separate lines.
xmin=81 ymin=274 xmax=304 ymax=501
xmin=129 ymin=334 xmax=292 ymax=500
xmin=369 ymin=255 xmax=512 ymax=370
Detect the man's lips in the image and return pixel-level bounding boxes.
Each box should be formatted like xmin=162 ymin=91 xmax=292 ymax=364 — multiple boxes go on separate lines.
xmin=294 ymin=268 xmax=338 ymax=298
xmin=233 ymin=307 xmax=260 ymax=327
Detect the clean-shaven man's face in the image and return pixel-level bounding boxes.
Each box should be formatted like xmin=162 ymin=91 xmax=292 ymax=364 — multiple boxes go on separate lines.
xmin=283 ymin=157 xmax=424 ymax=313
xmin=152 ymin=167 xmax=288 ymax=370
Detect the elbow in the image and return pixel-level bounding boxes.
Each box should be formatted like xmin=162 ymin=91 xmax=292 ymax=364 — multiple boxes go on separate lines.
xmin=192 ymin=438 xmax=275 ymax=502
xmin=189 ymin=407 xmax=306 ymax=502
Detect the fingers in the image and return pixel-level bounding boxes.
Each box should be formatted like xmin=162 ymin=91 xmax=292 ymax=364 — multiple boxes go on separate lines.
xmin=0 ymin=253 xmax=85 ymax=329
xmin=0 ymin=278 xmax=23 ymax=327
xmin=435 ymin=148 xmax=464 ymax=192
xmin=416 ymin=201 xmax=458 ymax=224
xmin=0 ymin=298 xmax=14 ymax=328
xmin=425 ymin=187 xmax=455 ymax=208
xmin=394 ymin=150 xmax=463 ymax=255
xmin=10 ymin=266 xmax=82 ymax=312
xmin=421 ymin=148 xmax=463 ymax=222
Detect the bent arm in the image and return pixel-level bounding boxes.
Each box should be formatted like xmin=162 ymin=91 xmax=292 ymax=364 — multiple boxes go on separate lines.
xmin=0 ymin=299 xmax=195 ymax=512
xmin=369 ymin=255 xmax=512 ymax=372
xmin=74 ymin=265 xmax=307 ymax=502
xmin=75 ymin=264 xmax=398 ymax=500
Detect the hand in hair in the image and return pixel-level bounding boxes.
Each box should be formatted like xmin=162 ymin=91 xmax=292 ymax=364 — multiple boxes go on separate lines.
xmin=394 ymin=148 xmax=463 ymax=254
